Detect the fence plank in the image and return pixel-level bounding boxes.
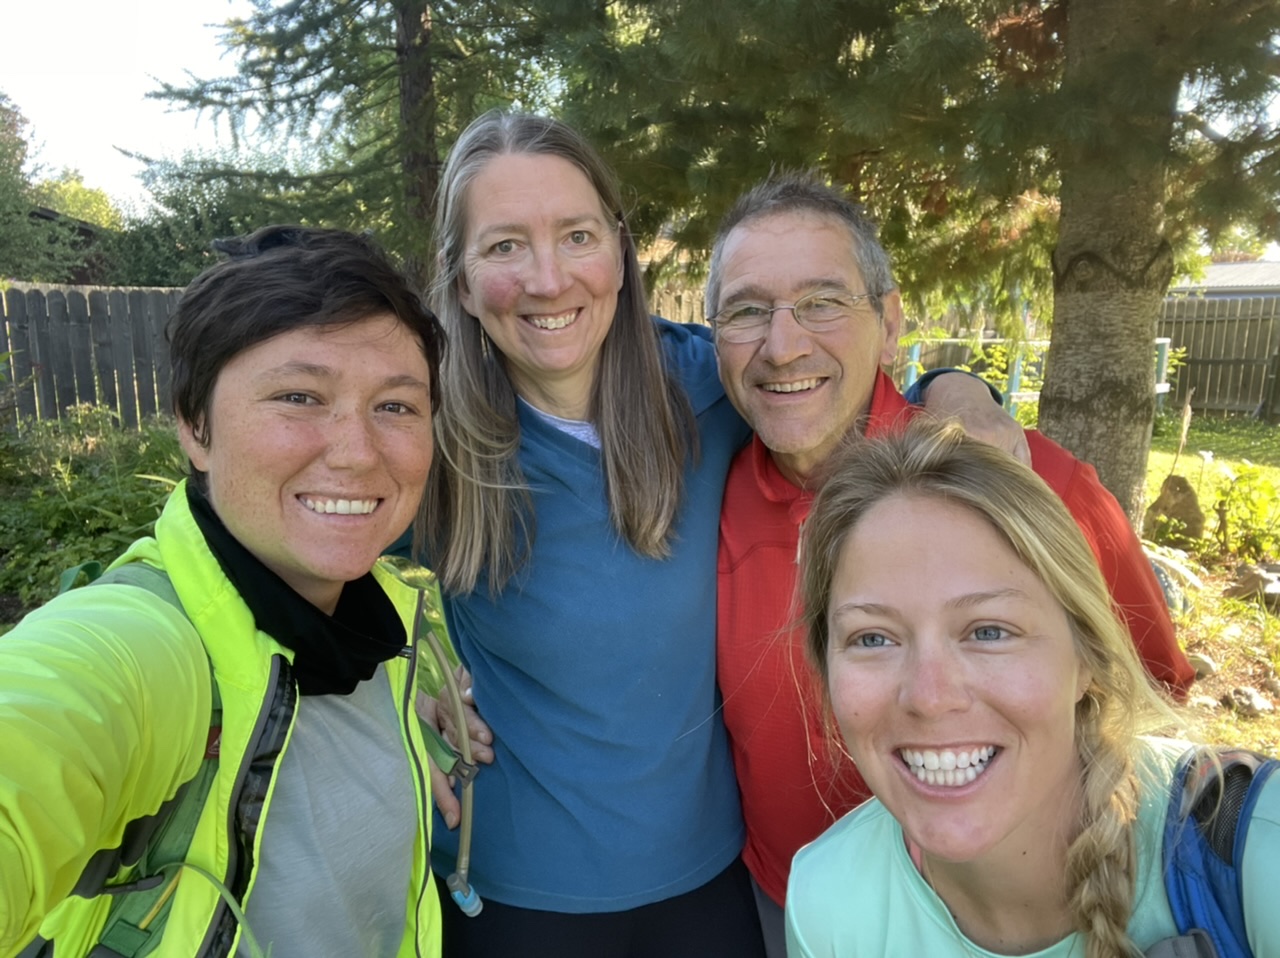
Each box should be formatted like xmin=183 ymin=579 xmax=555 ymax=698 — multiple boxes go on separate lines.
xmin=129 ymin=290 xmax=158 ymax=419
xmin=0 ymin=294 xmax=15 ymax=431
xmin=150 ymin=290 xmax=174 ymax=412
xmin=89 ymin=290 xmax=118 ymax=416
xmin=107 ymin=290 xmax=137 ymax=428
xmin=4 ymin=290 xmax=36 ymax=421
xmin=45 ymin=291 xmax=77 ymax=415
xmin=68 ymin=291 xmax=97 ymax=407
xmin=25 ymin=290 xmax=57 ymax=420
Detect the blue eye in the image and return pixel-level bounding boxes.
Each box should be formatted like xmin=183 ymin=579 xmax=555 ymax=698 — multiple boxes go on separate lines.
xmin=492 ymin=239 xmax=516 ymax=254
xmin=569 ymin=230 xmax=590 ymax=244
xmin=972 ymin=625 xmax=1007 ymax=642
xmin=854 ymin=631 xmax=891 ymax=648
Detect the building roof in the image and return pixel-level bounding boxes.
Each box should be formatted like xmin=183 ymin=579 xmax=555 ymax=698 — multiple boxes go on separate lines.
xmin=1168 ymin=260 xmax=1280 ymax=294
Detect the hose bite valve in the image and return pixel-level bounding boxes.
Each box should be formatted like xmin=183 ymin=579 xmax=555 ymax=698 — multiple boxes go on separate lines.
xmin=447 ymin=873 xmax=483 ymax=917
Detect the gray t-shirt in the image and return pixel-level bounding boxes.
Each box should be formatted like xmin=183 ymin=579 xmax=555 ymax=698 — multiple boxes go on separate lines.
xmin=239 ymin=664 xmax=416 ymax=957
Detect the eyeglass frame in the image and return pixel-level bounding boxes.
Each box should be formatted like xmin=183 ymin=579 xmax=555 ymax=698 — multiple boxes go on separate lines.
xmin=708 ymin=286 xmax=884 ymax=344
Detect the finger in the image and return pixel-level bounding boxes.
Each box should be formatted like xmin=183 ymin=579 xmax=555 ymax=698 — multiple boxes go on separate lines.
xmin=428 ymin=756 xmax=461 ymax=829
xmin=415 ymin=690 xmax=439 ymax=727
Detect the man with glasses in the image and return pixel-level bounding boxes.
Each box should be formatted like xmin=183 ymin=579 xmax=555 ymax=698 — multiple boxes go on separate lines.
xmin=709 ymin=172 xmax=1195 ymax=958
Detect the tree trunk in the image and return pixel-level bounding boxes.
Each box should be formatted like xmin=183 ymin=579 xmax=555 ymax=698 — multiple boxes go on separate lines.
xmin=395 ymin=0 xmax=438 ymax=290
xmin=1039 ymin=0 xmax=1181 ymax=522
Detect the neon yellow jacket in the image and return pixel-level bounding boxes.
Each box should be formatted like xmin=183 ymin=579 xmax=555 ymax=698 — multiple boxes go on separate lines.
xmin=0 ymin=483 xmax=441 ymax=958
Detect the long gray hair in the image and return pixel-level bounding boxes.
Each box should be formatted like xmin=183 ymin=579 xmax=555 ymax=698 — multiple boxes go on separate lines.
xmin=420 ymin=111 xmax=695 ymax=594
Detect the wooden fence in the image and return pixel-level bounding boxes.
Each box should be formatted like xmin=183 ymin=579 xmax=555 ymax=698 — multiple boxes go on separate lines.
xmin=1158 ymin=294 xmax=1280 ymax=418
xmin=3 ymin=282 xmax=1278 ymax=428
xmin=0 ymin=283 xmax=180 ymax=430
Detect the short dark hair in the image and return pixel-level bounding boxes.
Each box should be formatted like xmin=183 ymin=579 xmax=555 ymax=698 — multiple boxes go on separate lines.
xmin=169 ymin=225 xmax=445 ymax=485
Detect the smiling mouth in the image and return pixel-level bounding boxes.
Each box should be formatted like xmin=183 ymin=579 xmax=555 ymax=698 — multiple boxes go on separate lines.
xmin=899 ymin=746 xmax=998 ymax=787
xmin=300 ymin=496 xmax=380 ymax=516
xmin=525 ymin=310 xmax=578 ymax=330
xmin=761 ymin=377 xmax=823 ymax=394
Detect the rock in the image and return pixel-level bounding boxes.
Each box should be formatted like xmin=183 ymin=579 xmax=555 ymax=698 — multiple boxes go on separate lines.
xmin=1263 ymin=675 xmax=1280 ymax=698
xmin=1224 ymin=686 xmax=1275 ymax=718
xmin=1143 ymin=475 xmax=1205 ymax=541
xmin=1187 ymin=652 xmax=1218 ymax=678
xmin=1223 ymin=564 xmax=1280 ymax=611
xmin=1189 ymin=695 xmax=1221 ymax=712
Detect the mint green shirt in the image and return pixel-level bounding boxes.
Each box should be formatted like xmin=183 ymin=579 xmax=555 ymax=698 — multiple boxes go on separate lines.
xmin=786 ymin=738 xmax=1280 ymax=957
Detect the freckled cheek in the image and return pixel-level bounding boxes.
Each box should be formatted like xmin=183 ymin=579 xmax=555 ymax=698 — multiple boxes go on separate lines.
xmin=829 ymin=671 xmax=883 ymax=747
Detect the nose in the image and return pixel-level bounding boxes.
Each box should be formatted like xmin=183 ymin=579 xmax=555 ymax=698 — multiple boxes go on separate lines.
xmin=521 ymin=245 xmax=573 ymax=299
xmin=757 ymin=305 xmax=814 ymax=366
xmin=899 ymin=639 xmax=971 ymax=718
xmin=325 ymin=408 xmax=380 ymax=470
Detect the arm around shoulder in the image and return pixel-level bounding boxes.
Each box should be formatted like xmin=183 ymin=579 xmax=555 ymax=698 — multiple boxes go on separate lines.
xmin=0 ymin=584 xmax=211 ymax=955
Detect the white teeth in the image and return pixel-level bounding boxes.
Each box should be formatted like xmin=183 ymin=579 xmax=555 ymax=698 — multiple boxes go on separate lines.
xmin=899 ymin=746 xmax=996 ymax=788
xmin=762 ymin=378 xmax=821 ymax=393
xmin=301 ymin=497 xmax=378 ymax=516
xmin=527 ymin=311 xmax=577 ymax=330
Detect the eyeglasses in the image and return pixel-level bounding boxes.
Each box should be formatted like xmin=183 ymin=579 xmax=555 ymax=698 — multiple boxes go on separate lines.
xmin=710 ymin=288 xmax=879 ymax=344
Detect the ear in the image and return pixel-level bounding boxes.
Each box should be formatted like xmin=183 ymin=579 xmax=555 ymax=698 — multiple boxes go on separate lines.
xmin=878 ymin=290 xmax=904 ymax=366
xmin=1073 ymin=657 xmax=1094 ymax=705
xmin=177 ymin=416 xmax=211 ymax=473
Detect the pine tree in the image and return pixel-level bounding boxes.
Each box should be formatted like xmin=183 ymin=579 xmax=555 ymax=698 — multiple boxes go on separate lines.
xmin=554 ymin=0 xmax=1280 ymax=515
xmin=155 ymin=0 xmax=557 ymax=286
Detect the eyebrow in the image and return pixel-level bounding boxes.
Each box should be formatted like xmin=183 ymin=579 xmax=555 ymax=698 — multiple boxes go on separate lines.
xmin=475 ymin=213 xmax=609 ymax=239
xmin=257 ymin=362 xmax=430 ymax=392
xmin=829 ymin=588 xmax=1029 ymax=620
xmin=721 ymin=278 xmax=853 ymax=305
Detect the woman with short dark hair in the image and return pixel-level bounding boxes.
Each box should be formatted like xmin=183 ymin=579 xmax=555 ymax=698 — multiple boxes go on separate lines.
xmin=2 ymin=226 xmax=447 ymax=958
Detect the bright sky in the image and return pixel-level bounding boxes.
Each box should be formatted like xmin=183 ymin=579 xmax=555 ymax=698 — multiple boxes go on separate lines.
xmin=0 ymin=0 xmax=255 ymax=212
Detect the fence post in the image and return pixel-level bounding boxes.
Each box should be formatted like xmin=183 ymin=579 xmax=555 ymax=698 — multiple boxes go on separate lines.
xmin=1154 ymin=337 xmax=1171 ymax=412
xmin=903 ymin=341 xmax=922 ymax=388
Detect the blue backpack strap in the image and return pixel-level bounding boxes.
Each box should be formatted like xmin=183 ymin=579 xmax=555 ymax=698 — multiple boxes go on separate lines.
xmin=1159 ymin=745 xmax=1278 ymax=958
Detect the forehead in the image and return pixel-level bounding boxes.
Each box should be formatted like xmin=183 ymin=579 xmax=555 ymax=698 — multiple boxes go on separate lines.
xmin=717 ymin=211 xmax=864 ymax=300
xmin=220 ymin=313 xmax=427 ymax=377
xmin=464 ymin=152 xmax=608 ymax=233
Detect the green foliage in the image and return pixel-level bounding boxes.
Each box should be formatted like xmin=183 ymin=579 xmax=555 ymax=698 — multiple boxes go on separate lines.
xmin=0 ymin=93 xmax=88 ymax=282
xmin=103 ymin=151 xmax=311 ymax=287
xmin=1209 ymin=461 xmax=1280 ymax=563
xmin=0 ymin=407 xmax=184 ymax=612
xmin=1146 ymin=417 xmax=1280 ymax=563
xmin=33 ymin=168 xmax=124 ymax=230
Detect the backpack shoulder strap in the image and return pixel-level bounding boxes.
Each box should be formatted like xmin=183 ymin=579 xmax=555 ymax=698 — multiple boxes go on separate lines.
xmin=38 ymin=562 xmax=222 ymax=958
xmin=1152 ymin=746 xmax=1279 ymax=958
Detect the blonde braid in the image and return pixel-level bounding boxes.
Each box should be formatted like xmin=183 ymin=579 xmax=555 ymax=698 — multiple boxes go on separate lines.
xmin=1064 ymin=681 xmax=1145 ymax=958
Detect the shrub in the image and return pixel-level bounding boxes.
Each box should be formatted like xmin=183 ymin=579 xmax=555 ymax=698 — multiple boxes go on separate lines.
xmin=0 ymin=406 xmax=184 ymax=614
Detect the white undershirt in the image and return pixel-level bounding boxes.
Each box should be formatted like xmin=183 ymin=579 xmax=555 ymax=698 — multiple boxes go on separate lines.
xmin=520 ymin=397 xmax=601 ymax=448
xmin=239 ymin=664 xmax=416 ymax=957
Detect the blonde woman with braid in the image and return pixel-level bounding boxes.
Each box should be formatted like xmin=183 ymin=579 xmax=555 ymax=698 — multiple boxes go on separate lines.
xmin=787 ymin=422 xmax=1280 ymax=958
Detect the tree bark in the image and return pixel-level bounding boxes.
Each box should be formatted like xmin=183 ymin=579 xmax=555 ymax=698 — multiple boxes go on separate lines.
xmin=395 ymin=0 xmax=438 ymax=290
xmin=1039 ymin=0 xmax=1181 ymax=521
